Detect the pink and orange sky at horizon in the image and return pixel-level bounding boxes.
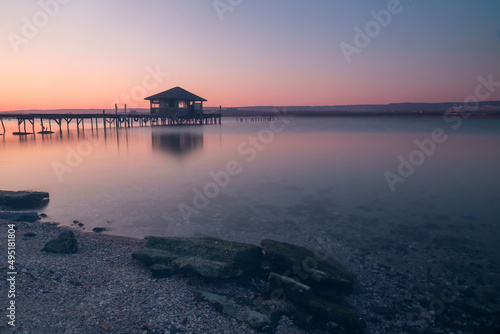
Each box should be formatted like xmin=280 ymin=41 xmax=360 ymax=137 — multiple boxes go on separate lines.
xmin=1 ymin=0 xmax=500 ymax=111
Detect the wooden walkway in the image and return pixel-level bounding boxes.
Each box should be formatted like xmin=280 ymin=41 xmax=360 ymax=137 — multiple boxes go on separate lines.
xmin=0 ymin=113 xmax=221 ymax=135
xmin=236 ymin=116 xmax=277 ymax=122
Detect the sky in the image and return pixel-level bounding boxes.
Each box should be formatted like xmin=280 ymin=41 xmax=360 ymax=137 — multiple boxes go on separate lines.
xmin=0 ymin=0 xmax=499 ymax=110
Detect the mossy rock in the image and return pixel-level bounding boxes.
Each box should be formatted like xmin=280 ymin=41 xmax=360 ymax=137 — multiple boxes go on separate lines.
xmin=0 ymin=211 xmax=38 ymax=222
xmin=133 ymin=237 xmax=263 ymax=279
xmin=42 ymin=231 xmax=78 ymax=254
xmin=260 ymin=239 xmax=354 ymax=292
xmin=194 ymin=290 xmax=271 ymax=329
xmin=305 ymin=296 xmax=366 ymax=330
xmin=131 ymin=248 xmax=178 ymax=265
xmin=269 ymin=272 xmax=311 ymax=303
xmin=148 ymin=264 xmax=174 ymax=278
xmin=144 ymin=237 xmax=263 ymax=276
xmin=172 ymin=257 xmax=240 ymax=278
xmin=0 ymin=190 xmax=49 ymax=209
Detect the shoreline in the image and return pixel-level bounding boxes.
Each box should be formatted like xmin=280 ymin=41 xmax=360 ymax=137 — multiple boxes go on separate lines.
xmin=2 ymin=217 xmax=499 ymax=333
xmin=0 ymin=219 xmax=316 ymax=334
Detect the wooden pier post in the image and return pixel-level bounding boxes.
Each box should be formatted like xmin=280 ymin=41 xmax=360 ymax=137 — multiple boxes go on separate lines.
xmin=54 ymin=118 xmax=62 ymax=133
xmin=64 ymin=118 xmax=72 ymax=132
xmin=28 ymin=118 xmax=34 ymax=134
xmin=0 ymin=119 xmax=5 ymax=134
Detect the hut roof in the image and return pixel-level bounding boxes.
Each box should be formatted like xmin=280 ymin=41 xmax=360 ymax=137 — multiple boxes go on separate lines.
xmin=145 ymin=86 xmax=207 ymax=102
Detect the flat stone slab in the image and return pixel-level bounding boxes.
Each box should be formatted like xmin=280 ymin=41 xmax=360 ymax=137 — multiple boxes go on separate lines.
xmin=0 ymin=190 xmax=49 ymax=209
xmin=133 ymin=237 xmax=365 ymax=331
xmin=0 ymin=211 xmax=38 ymax=222
xmin=133 ymin=237 xmax=263 ymax=278
xmin=131 ymin=248 xmax=178 ymax=265
xmin=194 ymin=290 xmax=271 ymax=329
xmin=269 ymin=272 xmax=312 ymax=302
xmin=261 ymin=239 xmax=354 ymax=292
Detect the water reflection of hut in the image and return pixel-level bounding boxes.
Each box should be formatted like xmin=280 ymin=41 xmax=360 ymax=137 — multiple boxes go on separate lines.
xmin=152 ymin=131 xmax=203 ymax=156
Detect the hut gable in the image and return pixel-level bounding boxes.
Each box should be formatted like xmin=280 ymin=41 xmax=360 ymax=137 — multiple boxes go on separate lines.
xmin=145 ymin=87 xmax=206 ymax=116
xmin=145 ymin=87 xmax=207 ymax=102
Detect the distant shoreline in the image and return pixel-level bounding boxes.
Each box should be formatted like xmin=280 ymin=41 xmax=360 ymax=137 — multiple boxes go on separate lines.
xmin=1 ymin=111 xmax=500 ymax=118
xmin=1 ymin=100 xmax=500 ymax=117
xmin=222 ymin=111 xmax=500 ymax=118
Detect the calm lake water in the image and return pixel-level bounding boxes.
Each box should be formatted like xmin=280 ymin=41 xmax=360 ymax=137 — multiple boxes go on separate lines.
xmin=1 ymin=116 xmax=499 ymax=250
xmin=3 ymin=115 xmax=499 ymax=331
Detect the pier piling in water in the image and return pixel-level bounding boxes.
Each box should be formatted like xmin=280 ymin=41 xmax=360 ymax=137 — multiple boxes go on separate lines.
xmin=0 ymin=112 xmax=221 ymax=137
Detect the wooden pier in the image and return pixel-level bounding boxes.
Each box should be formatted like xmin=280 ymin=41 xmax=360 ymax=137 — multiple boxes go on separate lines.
xmin=236 ymin=116 xmax=276 ymax=123
xmin=0 ymin=112 xmax=221 ymax=136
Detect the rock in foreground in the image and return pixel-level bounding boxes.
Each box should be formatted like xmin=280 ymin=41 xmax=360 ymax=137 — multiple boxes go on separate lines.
xmin=132 ymin=236 xmax=263 ymax=278
xmin=133 ymin=237 xmax=365 ymax=332
xmin=0 ymin=211 xmax=38 ymax=222
xmin=305 ymin=295 xmax=366 ymax=330
xmin=42 ymin=231 xmax=78 ymax=254
xmin=194 ymin=290 xmax=271 ymax=329
xmin=261 ymin=239 xmax=354 ymax=293
xmin=0 ymin=190 xmax=49 ymax=208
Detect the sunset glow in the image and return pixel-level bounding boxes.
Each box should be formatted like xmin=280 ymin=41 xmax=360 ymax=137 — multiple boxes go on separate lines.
xmin=1 ymin=0 xmax=499 ymax=110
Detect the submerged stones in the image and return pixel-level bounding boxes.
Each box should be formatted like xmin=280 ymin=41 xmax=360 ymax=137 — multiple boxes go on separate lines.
xmin=0 ymin=190 xmax=49 ymax=209
xmin=304 ymin=295 xmax=366 ymax=330
xmin=261 ymin=239 xmax=355 ymax=292
xmin=42 ymin=231 xmax=78 ymax=254
xmin=132 ymin=236 xmax=365 ymax=331
xmin=262 ymin=239 xmax=364 ymax=331
xmin=194 ymin=290 xmax=271 ymax=329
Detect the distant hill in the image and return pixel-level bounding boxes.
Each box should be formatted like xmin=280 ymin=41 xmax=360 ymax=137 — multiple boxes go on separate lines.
xmin=208 ymin=101 xmax=500 ymax=117
xmin=2 ymin=102 xmax=500 ymax=117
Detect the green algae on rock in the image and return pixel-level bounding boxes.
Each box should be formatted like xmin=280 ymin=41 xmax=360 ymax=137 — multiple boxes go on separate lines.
xmin=133 ymin=236 xmax=263 ymax=278
xmin=260 ymin=239 xmax=354 ymax=292
xmin=132 ymin=236 xmax=365 ymax=331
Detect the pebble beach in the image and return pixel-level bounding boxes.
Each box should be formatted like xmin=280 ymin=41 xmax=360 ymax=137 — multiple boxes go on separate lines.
xmin=1 ymin=216 xmax=499 ymax=334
